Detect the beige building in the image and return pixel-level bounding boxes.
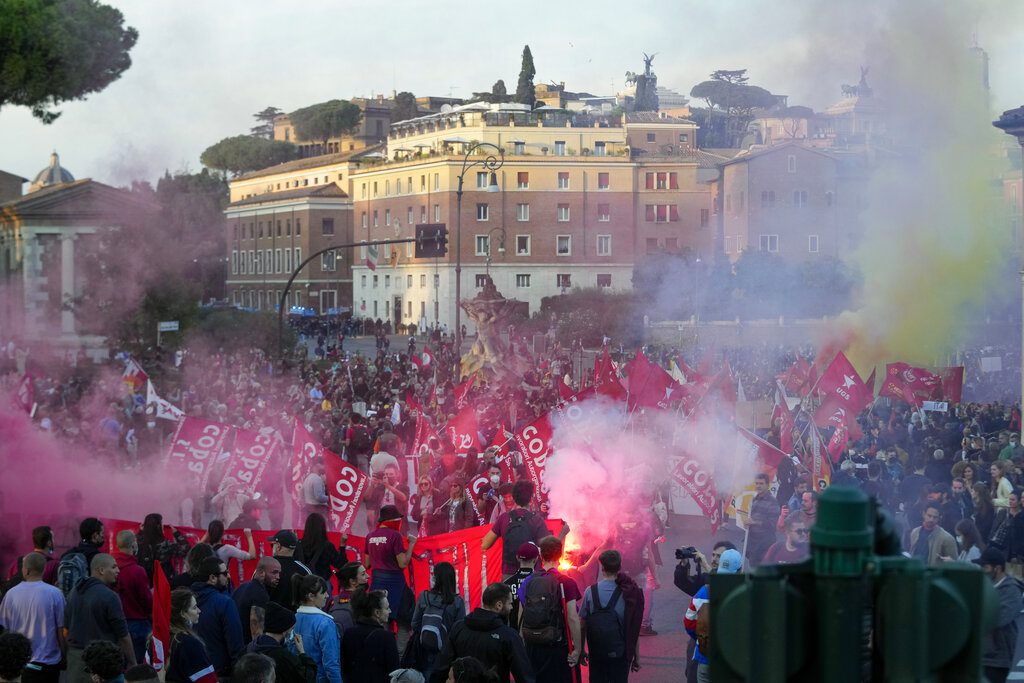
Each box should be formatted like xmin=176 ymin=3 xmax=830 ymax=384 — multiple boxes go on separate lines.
xmin=0 ymin=154 xmax=156 ymax=352
xmin=227 ymin=102 xmax=715 ymax=330
xmin=715 ymin=141 xmax=869 ymax=261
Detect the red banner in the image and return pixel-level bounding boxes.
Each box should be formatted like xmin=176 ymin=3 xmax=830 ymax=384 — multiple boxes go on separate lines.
xmin=412 ymin=413 xmax=440 ymax=457
xmin=222 ymin=428 xmax=279 ymax=493
xmin=325 ymin=451 xmax=369 ymax=533
xmin=625 ymin=350 xmax=679 ymax=410
xmin=291 ymin=421 xmax=323 ymax=520
xmin=669 ymin=454 xmax=721 ymax=533
xmin=446 ymin=406 xmax=480 ymax=452
xmin=164 ymin=418 xmax=232 ymax=489
xmin=514 ymin=414 xmax=554 ymax=504
xmin=813 ymin=352 xmax=871 ymax=429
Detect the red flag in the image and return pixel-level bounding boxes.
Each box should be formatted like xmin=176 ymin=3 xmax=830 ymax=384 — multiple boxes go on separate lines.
xmin=594 ymin=347 xmax=627 ymax=401
xmin=325 ymin=450 xmax=369 ymax=533
xmin=149 ymin=562 xmax=171 ymax=671
xmin=221 ymin=427 xmax=279 ymax=494
xmin=164 ymin=418 xmax=233 ymax=490
xmin=736 ymin=426 xmax=786 ymax=470
xmin=11 ymin=373 xmax=33 ymax=413
xmin=813 ymin=352 xmax=871 ymax=429
xmin=939 ymin=366 xmax=964 ymax=404
xmin=669 ymin=453 xmax=721 ymax=533
xmin=122 ymin=359 xmax=148 ymax=394
xmin=557 ymin=376 xmax=574 ymax=401
xmin=624 ymin=350 xmax=679 ymax=410
xmin=827 ymin=423 xmax=850 ymax=462
xmin=865 ymin=368 xmax=877 ymax=397
xmin=447 ymin=405 xmax=481 ymax=451
xmin=422 ymin=346 xmax=435 ymax=367
xmin=778 ymin=358 xmax=814 ymax=396
xmin=454 ymin=378 xmax=474 ymax=409
xmin=879 ymin=363 xmax=943 ymax=408
xmin=412 ymin=412 xmax=440 ymax=457
xmin=675 ymin=355 xmax=703 ymax=384
xmin=514 ymin=413 xmax=554 ymax=504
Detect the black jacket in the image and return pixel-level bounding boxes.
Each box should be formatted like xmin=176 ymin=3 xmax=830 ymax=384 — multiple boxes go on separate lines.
xmin=340 ymin=619 xmax=399 ymax=683
xmin=673 ymin=561 xmax=705 ymax=597
xmin=247 ymin=634 xmax=317 ymax=683
xmin=430 ymin=608 xmax=534 ymax=683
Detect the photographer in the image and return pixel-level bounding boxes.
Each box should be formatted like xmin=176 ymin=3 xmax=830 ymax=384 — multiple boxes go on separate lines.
xmin=674 ymin=541 xmax=738 ymax=683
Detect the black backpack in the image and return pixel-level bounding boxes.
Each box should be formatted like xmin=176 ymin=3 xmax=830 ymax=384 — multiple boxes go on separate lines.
xmin=521 ymin=573 xmax=563 ymax=645
xmin=502 ymin=510 xmax=537 ymax=570
xmin=57 ymin=552 xmax=89 ymax=598
xmin=585 ymin=584 xmax=625 ymax=659
xmin=418 ymin=593 xmax=455 ymax=654
xmin=350 ymin=425 xmax=372 ymax=454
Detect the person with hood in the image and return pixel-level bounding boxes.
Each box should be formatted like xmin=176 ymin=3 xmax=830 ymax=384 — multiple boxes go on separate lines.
xmin=111 ymin=531 xmax=152 ymax=666
xmin=190 ymin=557 xmax=244 ymax=679
xmin=579 ymin=550 xmax=644 ymax=682
xmin=976 ymin=547 xmax=1023 ymax=683
xmin=292 ymin=575 xmax=341 ymax=683
xmin=64 ymin=554 xmax=135 ymax=683
xmin=246 ymin=602 xmax=318 ymax=683
xmin=429 ymin=582 xmax=534 ymax=683
xmin=340 ymin=588 xmax=399 ymax=683
xmin=684 ymin=548 xmax=743 ymax=683
xmin=165 ymin=588 xmax=217 ymax=683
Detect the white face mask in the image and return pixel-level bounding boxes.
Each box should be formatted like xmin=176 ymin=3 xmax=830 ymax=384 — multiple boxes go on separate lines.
xmin=957 ymin=536 xmax=964 ymax=545
xmin=489 ymin=475 xmax=501 ymax=486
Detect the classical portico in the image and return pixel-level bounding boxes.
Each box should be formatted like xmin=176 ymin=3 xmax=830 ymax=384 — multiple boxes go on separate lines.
xmin=0 ymin=154 xmax=156 ymax=353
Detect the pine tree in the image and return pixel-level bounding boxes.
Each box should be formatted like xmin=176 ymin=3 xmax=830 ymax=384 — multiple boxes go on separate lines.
xmin=515 ymin=45 xmax=536 ymax=106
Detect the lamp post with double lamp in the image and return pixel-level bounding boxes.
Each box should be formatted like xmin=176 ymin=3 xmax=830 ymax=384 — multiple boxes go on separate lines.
xmin=994 ymin=105 xmax=1024 ymax=438
xmin=454 ymin=142 xmax=504 ymax=369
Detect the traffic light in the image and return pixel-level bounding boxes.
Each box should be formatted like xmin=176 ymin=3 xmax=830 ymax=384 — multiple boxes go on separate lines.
xmin=707 ymin=487 xmax=997 ymax=682
xmin=415 ymin=223 xmax=448 ymax=258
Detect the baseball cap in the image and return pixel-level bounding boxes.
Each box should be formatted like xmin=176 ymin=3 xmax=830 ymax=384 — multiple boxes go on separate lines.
xmin=973 ymin=546 xmax=1007 ymax=568
xmin=515 ymin=542 xmax=540 ymax=560
xmin=267 ymin=530 xmax=298 ymax=549
xmin=717 ymin=548 xmax=743 ymax=574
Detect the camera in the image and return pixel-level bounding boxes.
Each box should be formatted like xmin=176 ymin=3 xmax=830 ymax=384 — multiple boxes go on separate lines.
xmin=675 ymin=546 xmax=698 ymax=560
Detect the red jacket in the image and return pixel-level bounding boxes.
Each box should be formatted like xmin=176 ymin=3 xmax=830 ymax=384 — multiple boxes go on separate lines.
xmin=114 ymin=551 xmax=153 ymax=620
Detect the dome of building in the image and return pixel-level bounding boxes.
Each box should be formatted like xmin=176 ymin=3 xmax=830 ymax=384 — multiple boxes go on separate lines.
xmin=29 ymin=152 xmax=75 ymax=192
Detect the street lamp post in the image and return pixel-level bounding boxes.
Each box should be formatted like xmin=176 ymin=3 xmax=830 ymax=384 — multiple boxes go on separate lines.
xmin=454 ymin=142 xmax=504 ymax=373
xmin=994 ymin=106 xmax=1024 ymax=437
xmin=485 ymin=226 xmax=507 ymax=277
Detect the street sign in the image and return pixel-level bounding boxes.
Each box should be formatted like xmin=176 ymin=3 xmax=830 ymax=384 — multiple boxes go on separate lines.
xmin=158 ymin=321 xmax=180 ymax=332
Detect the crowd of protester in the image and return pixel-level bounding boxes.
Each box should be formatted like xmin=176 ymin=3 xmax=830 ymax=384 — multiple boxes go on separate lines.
xmin=4 ymin=329 xmax=1024 ymax=682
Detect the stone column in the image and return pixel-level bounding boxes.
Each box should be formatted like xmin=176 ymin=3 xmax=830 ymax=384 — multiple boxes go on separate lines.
xmin=60 ymin=232 xmax=76 ymax=335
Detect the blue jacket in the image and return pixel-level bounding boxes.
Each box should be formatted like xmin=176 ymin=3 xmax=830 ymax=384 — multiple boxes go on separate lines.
xmin=191 ymin=583 xmax=244 ymax=676
xmin=684 ymin=584 xmax=709 ymax=664
xmin=294 ymin=606 xmax=342 ymax=683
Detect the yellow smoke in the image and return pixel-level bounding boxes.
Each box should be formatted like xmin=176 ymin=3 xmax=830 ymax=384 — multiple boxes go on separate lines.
xmin=818 ymin=0 xmax=1016 ymax=371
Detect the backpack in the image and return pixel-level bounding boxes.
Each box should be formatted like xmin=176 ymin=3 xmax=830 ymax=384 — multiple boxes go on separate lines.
xmin=350 ymin=425 xmax=372 ymax=454
xmin=585 ymin=584 xmax=625 ymax=659
xmin=137 ymin=541 xmax=157 ymax=583
xmin=521 ymin=573 xmax=564 ymax=645
xmin=418 ymin=593 xmax=453 ymax=654
xmin=501 ymin=509 xmax=538 ymax=570
xmin=696 ymin=602 xmax=711 ymax=655
xmin=57 ymin=552 xmax=89 ymax=597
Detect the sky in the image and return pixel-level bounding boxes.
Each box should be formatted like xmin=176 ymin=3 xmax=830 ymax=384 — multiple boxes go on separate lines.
xmin=1 ymin=0 xmax=1022 ymax=187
